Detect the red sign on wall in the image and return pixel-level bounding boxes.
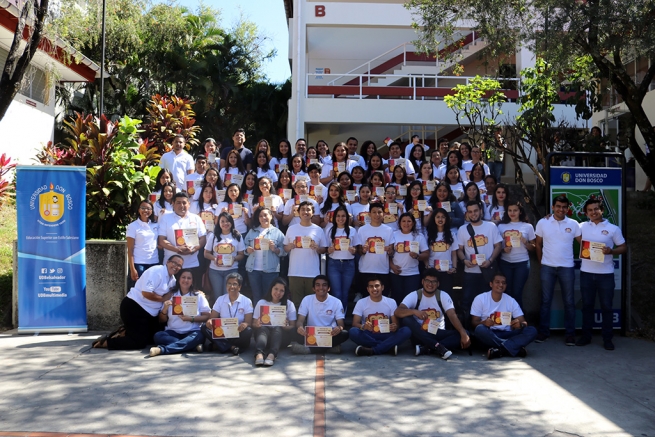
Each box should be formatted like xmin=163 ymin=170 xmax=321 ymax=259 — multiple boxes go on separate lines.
xmin=315 ymin=5 xmax=325 ymax=17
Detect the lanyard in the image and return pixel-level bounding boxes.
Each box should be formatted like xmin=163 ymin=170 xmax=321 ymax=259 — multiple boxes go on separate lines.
xmin=228 ymin=300 xmax=240 ymax=318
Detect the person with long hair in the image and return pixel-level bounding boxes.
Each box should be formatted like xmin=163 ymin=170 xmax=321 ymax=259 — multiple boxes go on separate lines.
xmin=217 ymin=183 xmax=250 ymax=235
xmin=360 ymin=140 xmax=378 ymax=169
xmin=157 ymin=182 xmax=177 ymax=220
xmin=463 ymin=144 xmax=490 ymax=179
xmin=149 ymin=269 xmax=211 ymax=356
xmin=152 ymin=169 xmax=174 ymax=196
xmin=487 ymin=183 xmax=508 ymax=225
xmin=316 ymin=139 xmax=332 ymax=166
xmin=437 ymin=150 xmax=467 ymax=182
xmin=390 ymin=165 xmax=409 ymax=201
xmin=255 ymin=139 xmax=272 ymax=161
xmin=351 ymin=183 xmax=372 ymax=228
xmin=469 ymin=162 xmax=487 ymax=195
xmin=389 ymin=212 xmax=429 ymax=303
xmin=305 ymin=146 xmax=319 ymax=166
xmin=126 ymin=200 xmax=159 ymax=289
xmin=459 ymin=182 xmax=487 ymax=221
xmin=443 ymin=165 xmax=467 ymax=202
xmin=252 ymin=277 xmax=297 ymax=366
xmin=497 ymin=202 xmax=536 ymax=309
xmin=425 ymin=208 xmax=458 ymax=294
xmin=306 ymin=164 xmax=326 ymax=205
xmin=275 ymin=168 xmax=294 ymax=201
xmin=409 ymin=143 xmax=426 ymax=175
xmin=244 ymin=207 xmax=287 ymax=303
xmin=254 ymin=150 xmax=278 ymax=183
xmin=241 ymin=170 xmax=258 ymax=204
xmin=320 ymin=142 xmax=358 ymax=185
xmin=203 ymin=212 xmax=245 ymax=302
xmin=351 ymin=166 xmax=366 ymax=192
xmin=417 ymin=161 xmax=437 ymax=205
xmin=430 ymin=182 xmax=465 ymax=230
xmin=220 ymin=149 xmax=246 ymax=185
xmin=459 ymin=142 xmax=472 ymax=163
xmin=325 ymin=205 xmax=360 ymax=313
xmin=382 ymin=184 xmax=403 ymax=232
xmin=190 ymin=185 xmax=219 ymax=275
xmin=251 ymin=176 xmax=285 ymax=225
xmin=201 ymin=167 xmax=223 ymax=202
xmin=369 ymin=172 xmax=387 ymax=202
xmin=404 ymin=180 xmax=432 ymax=234
xmin=365 ymin=152 xmax=390 ymax=184
xmin=270 ymin=139 xmax=292 ymax=173
xmin=289 ymin=153 xmax=308 ymax=180
xmin=320 ymin=181 xmax=353 ymax=227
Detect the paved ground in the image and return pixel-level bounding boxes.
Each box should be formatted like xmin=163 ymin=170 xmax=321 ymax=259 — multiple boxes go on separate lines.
xmin=0 ymin=330 xmax=654 ymax=437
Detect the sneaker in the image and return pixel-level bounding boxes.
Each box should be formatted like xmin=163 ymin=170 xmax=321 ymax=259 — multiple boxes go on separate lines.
xmin=575 ymin=336 xmax=591 ymax=347
xmin=355 ymin=345 xmax=374 ymax=356
xmin=434 ymin=343 xmax=452 ymax=360
xmin=255 ymin=354 xmax=265 ymax=366
xmin=231 ymin=346 xmax=240 ymax=356
xmin=291 ymin=342 xmax=311 ymax=355
xmin=196 ymin=344 xmax=203 ymax=353
xmin=327 ymin=345 xmax=341 ymax=354
xmin=390 ymin=345 xmax=398 ymax=356
xmin=535 ymin=333 xmax=548 ymax=343
xmin=487 ymin=347 xmax=504 ymax=360
xmin=604 ymin=340 xmax=615 ymax=351
xmin=149 ymin=347 xmax=161 ymax=357
xmin=516 ymin=347 xmax=528 ymax=358
xmin=353 ymin=292 xmax=363 ymax=303
xmin=263 ymin=357 xmax=275 ymax=367
xmin=565 ymin=336 xmax=576 ymax=346
xmin=415 ymin=345 xmax=429 ymax=356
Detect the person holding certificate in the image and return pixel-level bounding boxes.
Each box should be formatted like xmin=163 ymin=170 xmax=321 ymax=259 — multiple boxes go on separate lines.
xmin=349 ymin=277 xmax=411 ymax=356
xmin=389 ymin=212 xmax=430 ymax=304
xmin=204 ymin=212 xmax=246 ymax=301
xmin=325 ymin=205 xmax=360 ymax=313
xmin=425 ymin=208 xmax=458 ymax=295
xmin=576 ymin=198 xmax=626 ymax=350
xmin=149 ymin=269 xmax=211 ymax=356
xmin=293 ymin=276 xmax=348 ymax=354
xmin=202 ymin=273 xmax=253 ymax=355
xmin=252 ymin=278 xmax=297 ymax=366
xmin=126 ymin=200 xmax=159 ymax=290
xmin=358 ymin=202 xmax=395 ymax=297
xmin=429 ymin=182 xmax=465 ymax=230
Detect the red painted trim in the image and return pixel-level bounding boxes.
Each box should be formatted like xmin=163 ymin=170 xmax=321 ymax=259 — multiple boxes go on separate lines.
xmin=0 ymin=7 xmax=97 ymax=82
xmin=313 ymin=355 xmax=326 ymax=437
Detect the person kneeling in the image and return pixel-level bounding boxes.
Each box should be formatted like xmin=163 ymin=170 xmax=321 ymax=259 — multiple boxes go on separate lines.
xmin=201 ymin=273 xmax=253 ymax=355
xmin=394 ymin=268 xmax=471 ymax=360
xmin=293 ymin=275 xmax=349 ymax=354
xmin=350 ymin=277 xmax=411 ymax=356
xmin=471 ymin=272 xmax=537 ymax=359
xmin=150 ymin=269 xmax=211 ymax=357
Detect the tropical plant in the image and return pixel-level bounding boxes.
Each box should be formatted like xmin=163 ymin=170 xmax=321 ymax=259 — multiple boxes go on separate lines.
xmin=0 ymin=154 xmax=17 ymax=205
xmin=141 ymin=94 xmax=202 ymax=156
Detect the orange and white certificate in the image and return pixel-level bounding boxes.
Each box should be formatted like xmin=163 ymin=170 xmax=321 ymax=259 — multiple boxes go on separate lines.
xmin=174 ymin=228 xmax=199 ymax=247
xmin=373 ymin=318 xmax=390 ymax=333
xmin=211 ymin=318 xmax=239 ymax=339
xmin=260 ymin=305 xmax=286 ymax=327
xmin=305 ymin=326 xmax=333 ymax=347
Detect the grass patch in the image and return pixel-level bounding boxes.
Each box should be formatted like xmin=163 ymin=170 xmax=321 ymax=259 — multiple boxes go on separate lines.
xmin=0 ymin=200 xmax=16 ymax=327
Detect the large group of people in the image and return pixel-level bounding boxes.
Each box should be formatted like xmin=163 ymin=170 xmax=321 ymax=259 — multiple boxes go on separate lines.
xmin=93 ymin=129 xmax=626 ymax=363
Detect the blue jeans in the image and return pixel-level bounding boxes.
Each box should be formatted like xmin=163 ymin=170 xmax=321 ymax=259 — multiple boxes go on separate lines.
xmin=390 ymin=274 xmax=422 ymax=305
xmin=580 ymin=272 xmax=615 ymax=341
xmin=539 ymin=265 xmax=576 ymax=337
xmin=487 ymin=161 xmax=503 ymax=182
xmin=474 ymin=324 xmax=537 ymax=356
xmin=499 ymin=259 xmax=530 ymax=309
xmin=402 ymin=316 xmax=468 ymax=351
xmin=201 ymin=325 xmax=252 ymax=353
xmin=208 ymin=268 xmax=238 ymax=302
xmin=248 ymin=271 xmax=279 ymax=305
xmin=154 ymin=329 xmax=205 ymax=355
xmin=327 ymin=257 xmax=356 ymax=313
xmin=127 ymin=263 xmax=157 ymax=290
xmin=349 ymin=326 xmax=412 ymax=354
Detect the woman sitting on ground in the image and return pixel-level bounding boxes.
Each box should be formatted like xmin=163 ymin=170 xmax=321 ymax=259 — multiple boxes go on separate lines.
xmin=149 ymin=269 xmax=211 ymax=356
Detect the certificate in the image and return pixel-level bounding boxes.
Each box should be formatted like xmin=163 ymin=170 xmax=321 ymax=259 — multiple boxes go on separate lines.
xmin=208 ymin=153 xmax=216 ymax=163
xmin=295 ymin=236 xmax=312 ymax=249
xmin=278 ymin=189 xmax=292 ymax=201
xmin=229 ymin=203 xmax=243 ymax=218
xmin=305 ymin=326 xmax=333 ymax=347
xmin=492 ymin=311 xmax=512 ymax=325
xmin=387 ymin=203 xmax=398 ymax=215
xmin=333 ymin=162 xmax=346 ymax=174
xmin=397 ymin=185 xmax=407 ymax=197
xmin=211 ymin=318 xmax=239 ymax=339
xmin=358 ymin=212 xmax=371 ymax=225
xmin=434 ymin=259 xmax=450 ymax=271
xmin=225 ymin=173 xmax=244 ymax=186
xmin=275 ymin=164 xmax=288 ymax=173
xmin=422 ymin=317 xmax=440 ymax=334
xmin=375 ymin=187 xmax=385 ymax=197
xmin=471 ymin=253 xmax=486 ymax=265
xmin=437 ymin=201 xmax=451 ymax=212
xmin=149 ymin=193 xmax=159 ymax=203
xmin=510 ymin=235 xmax=521 ymax=248
xmin=254 ymin=237 xmax=270 ymax=251
xmin=260 ymin=305 xmax=286 ymax=326
xmin=334 ymin=237 xmax=350 ymax=252
xmin=200 ymin=211 xmax=215 ymax=233
xmin=374 ymin=241 xmax=385 ymax=254
xmin=259 ymin=196 xmax=273 ymax=208
xmin=215 ymin=254 xmax=233 ymax=267
xmin=313 ymin=185 xmax=324 ymax=198
xmin=372 ymin=318 xmax=390 ymax=333
xmin=177 ymin=295 xmax=198 ymax=316
xmin=174 ymin=228 xmax=199 ymax=247
xmin=409 ymin=241 xmax=420 ymax=254
xmin=216 ymin=189 xmax=226 ymax=203
xmin=414 ymin=199 xmax=427 ymax=211
xmin=185 ymin=180 xmax=196 ymax=195
xmin=580 ymin=240 xmax=606 ymax=263
xmin=346 ymin=190 xmax=357 ymax=202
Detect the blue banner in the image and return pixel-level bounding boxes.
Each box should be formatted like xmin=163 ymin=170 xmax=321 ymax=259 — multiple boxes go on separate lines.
xmin=16 ymin=166 xmax=87 ymax=332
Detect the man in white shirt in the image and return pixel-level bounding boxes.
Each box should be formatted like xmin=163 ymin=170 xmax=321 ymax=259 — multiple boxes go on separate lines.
xmin=158 ymin=192 xmax=207 ymax=287
xmin=395 ymin=268 xmax=471 ymax=359
xmin=535 ymin=195 xmax=582 ymax=345
xmin=576 ymin=198 xmax=626 ymax=350
xmin=349 ymin=277 xmax=411 ymax=356
xmin=294 ymin=138 xmax=307 ymax=157
xmin=346 ymin=137 xmax=367 ymax=169
xmin=438 ymin=138 xmax=450 ymax=165
xmin=471 ymin=271 xmax=537 ymax=359
xmin=456 ymin=201 xmax=503 ymax=323
xmin=293 ymin=275 xmax=349 ymax=354
xmin=159 ymin=134 xmax=194 ymax=191
xmin=358 ymin=203 xmax=394 ymax=297
xmin=282 ymin=179 xmax=320 ymax=227
xmin=284 ymin=202 xmax=329 ymax=307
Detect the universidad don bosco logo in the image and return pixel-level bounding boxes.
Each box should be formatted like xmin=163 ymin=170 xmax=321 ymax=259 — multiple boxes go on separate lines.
xmin=29 ymin=183 xmax=73 ymax=224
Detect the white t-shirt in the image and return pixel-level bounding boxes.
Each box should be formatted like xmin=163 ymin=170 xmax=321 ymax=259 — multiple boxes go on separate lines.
xmin=160 ymin=150 xmax=194 ymax=191
xmin=126 ymin=265 xmax=176 ymax=316
xmin=350 ymin=202 xmax=370 ymax=228
xmin=498 ymin=222 xmax=536 ymax=263
xmin=358 ymin=223 xmax=395 ymax=274
xmin=156 ymin=201 xmax=174 ymax=220
xmin=212 ymin=293 xmax=254 ymax=325
xmin=535 ymin=216 xmax=581 ymax=268
xmin=284 ymin=223 xmax=329 ymax=277
xmin=204 ymin=232 xmax=245 ymax=271
xmin=126 ymin=219 xmax=159 ymax=264
xmin=401 ymin=290 xmax=454 ymax=330
xmin=390 ymin=230 xmax=428 ymax=276
xmin=352 ymin=296 xmax=398 ymax=323
xmin=470 ymin=291 xmax=523 ymax=331
xmin=319 ymin=201 xmax=353 ymax=219
xmin=284 ymin=198 xmax=320 ymax=227
xmin=487 ymin=205 xmax=505 ymax=222
xmin=253 ymin=299 xmax=298 ymax=322
xmin=457 ymin=221 xmax=503 ymax=273
xmin=298 ymin=294 xmax=345 ymax=328
xmin=216 ymin=201 xmax=250 ymax=235
xmin=404 ymin=143 xmax=430 ymax=160
xmin=462 ymin=161 xmax=490 ymax=180
xmin=269 ymin=157 xmax=289 ymax=173
xmin=320 ymin=159 xmax=359 ymax=182
xmin=158 ymin=212 xmax=208 ymax=268
xmin=428 ymin=230 xmax=458 ymax=269
xmin=579 ymin=219 xmax=625 ymax=274
xmin=257 ymin=168 xmax=278 ymax=183
xmin=184 ymin=172 xmax=205 ymax=201
xmin=189 ymin=202 xmax=218 ymax=234
xmin=165 ymin=291 xmax=211 ymax=333
xmin=219 ymin=167 xmax=244 ymax=185
xmin=324 ymin=224 xmax=360 ymax=260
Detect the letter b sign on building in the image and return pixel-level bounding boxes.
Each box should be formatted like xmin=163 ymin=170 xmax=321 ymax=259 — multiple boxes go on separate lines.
xmin=315 ymin=5 xmax=325 ymax=17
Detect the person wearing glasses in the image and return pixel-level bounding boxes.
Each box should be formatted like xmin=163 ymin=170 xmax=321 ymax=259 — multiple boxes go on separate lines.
xmin=126 ymin=200 xmax=159 ymax=290
xmin=92 ymin=256 xmax=183 ymax=350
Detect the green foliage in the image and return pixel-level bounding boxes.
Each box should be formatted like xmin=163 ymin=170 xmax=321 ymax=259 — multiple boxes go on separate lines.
xmin=36 ymin=113 xmax=158 ymax=240
xmin=142 ymin=95 xmax=202 ymax=156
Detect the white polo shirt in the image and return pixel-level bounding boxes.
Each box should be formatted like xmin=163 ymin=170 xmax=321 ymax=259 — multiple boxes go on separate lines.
xmin=579 ymin=219 xmax=625 ymax=274
xmin=126 ymin=219 xmax=159 ymax=264
xmin=298 ymin=294 xmax=344 ymax=328
xmin=535 ymin=216 xmax=581 ymax=268
xmin=212 ymin=293 xmax=253 ymax=325
xmin=160 ymin=150 xmax=194 ymax=191
xmin=159 ymin=212 xmax=207 ymax=268
xmin=126 ymin=265 xmax=176 ymax=316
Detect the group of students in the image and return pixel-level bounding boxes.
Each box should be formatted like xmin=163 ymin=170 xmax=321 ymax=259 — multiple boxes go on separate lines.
xmin=100 ymin=130 xmax=626 ymax=364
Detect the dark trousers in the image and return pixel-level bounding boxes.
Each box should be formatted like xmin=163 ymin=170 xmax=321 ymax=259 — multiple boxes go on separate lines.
xmin=402 ymin=316 xmax=467 ymax=351
xmin=293 ymin=330 xmax=349 ymax=354
xmin=107 ymin=297 xmax=161 ymax=350
xmin=201 ymin=325 xmax=252 ymax=353
xmin=254 ymin=326 xmax=293 ymax=357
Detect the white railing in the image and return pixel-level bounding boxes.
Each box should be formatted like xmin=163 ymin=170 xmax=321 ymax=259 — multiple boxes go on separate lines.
xmin=326 ymin=31 xmax=479 ymax=87
xmin=308 ymin=73 xmax=520 ymax=100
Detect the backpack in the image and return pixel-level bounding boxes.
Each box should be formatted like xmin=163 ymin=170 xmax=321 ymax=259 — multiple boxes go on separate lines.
xmin=412 ymin=288 xmax=453 ymax=331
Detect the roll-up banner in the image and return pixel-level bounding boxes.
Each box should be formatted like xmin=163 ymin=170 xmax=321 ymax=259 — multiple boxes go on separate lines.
xmin=16 ymin=166 xmax=87 ymax=333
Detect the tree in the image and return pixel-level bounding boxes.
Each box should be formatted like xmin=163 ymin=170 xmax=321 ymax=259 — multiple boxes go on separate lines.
xmin=0 ymin=0 xmax=49 ymax=121
xmin=407 ymin=0 xmax=655 ymax=183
